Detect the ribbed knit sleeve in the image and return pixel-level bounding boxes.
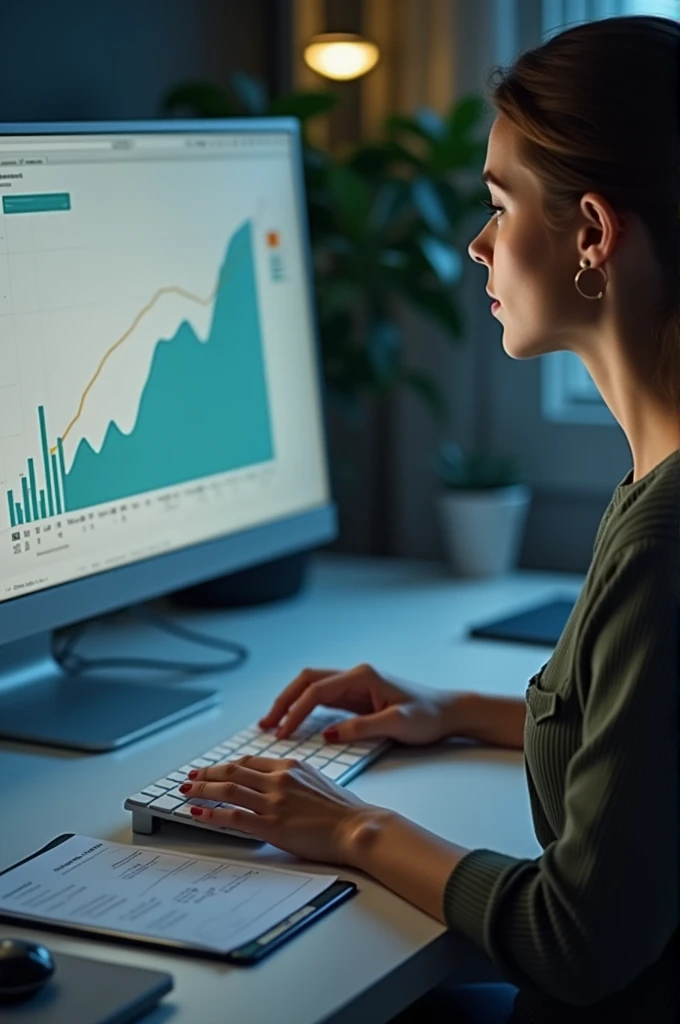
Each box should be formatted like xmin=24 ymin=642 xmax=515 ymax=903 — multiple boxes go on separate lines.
xmin=442 ymin=538 xmax=678 ymax=1008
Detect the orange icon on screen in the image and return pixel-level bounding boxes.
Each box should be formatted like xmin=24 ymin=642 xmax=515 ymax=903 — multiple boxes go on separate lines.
xmin=266 ymin=231 xmax=280 ymax=248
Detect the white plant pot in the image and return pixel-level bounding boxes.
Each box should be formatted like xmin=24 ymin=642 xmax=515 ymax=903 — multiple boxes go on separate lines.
xmin=437 ymin=484 xmax=532 ymax=578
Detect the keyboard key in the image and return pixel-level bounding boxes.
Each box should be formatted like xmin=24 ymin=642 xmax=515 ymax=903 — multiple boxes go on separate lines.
xmin=334 ymin=752 xmax=363 ymax=766
xmin=270 ymin=739 xmax=297 ymax=751
xmin=167 ymin=786 xmax=191 ymax=800
xmin=306 ymin=756 xmax=330 ymax=769
xmin=321 ymin=762 xmax=347 ymax=780
xmin=189 ymin=758 xmax=213 ymax=769
xmin=238 ymin=745 xmax=263 ymax=757
xmin=201 ymin=750 xmax=225 ymax=762
xmin=127 ymin=792 xmax=155 ymax=806
xmin=168 ymin=771 xmax=189 ymax=783
xmin=174 ymin=803 xmax=203 ymax=819
xmin=153 ymin=778 xmax=177 ymax=790
xmin=149 ymin=795 xmax=185 ymax=812
xmin=141 ymin=784 xmax=167 ymax=798
xmin=317 ymin=746 xmax=343 ymax=759
xmin=292 ymin=744 xmax=317 ymax=757
xmin=250 ymin=736 xmax=275 ymax=748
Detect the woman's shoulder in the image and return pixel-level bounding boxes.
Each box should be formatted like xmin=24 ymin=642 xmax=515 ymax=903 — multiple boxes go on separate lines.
xmin=599 ymin=449 xmax=679 ymax=557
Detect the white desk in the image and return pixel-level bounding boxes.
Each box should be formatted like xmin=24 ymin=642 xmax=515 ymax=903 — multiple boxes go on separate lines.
xmin=0 ymin=554 xmax=585 ymax=1024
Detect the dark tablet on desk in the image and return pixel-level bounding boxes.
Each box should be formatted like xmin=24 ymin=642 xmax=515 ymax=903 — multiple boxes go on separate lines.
xmin=468 ymin=597 xmax=575 ymax=647
xmin=0 ymin=950 xmax=173 ymax=1024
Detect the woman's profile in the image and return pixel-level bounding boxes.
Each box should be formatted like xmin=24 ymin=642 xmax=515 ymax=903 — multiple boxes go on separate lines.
xmin=184 ymin=15 xmax=679 ymax=1023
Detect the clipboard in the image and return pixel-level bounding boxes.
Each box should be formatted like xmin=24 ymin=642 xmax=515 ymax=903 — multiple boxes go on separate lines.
xmin=0 ymin=834 xmax=358 ymax=966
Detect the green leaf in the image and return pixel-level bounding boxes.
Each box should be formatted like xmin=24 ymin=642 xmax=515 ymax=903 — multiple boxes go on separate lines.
xmin=399 ymin=368 xmax=449 ymax=423
xmin=411 ymin=178 xmax=453 ymax=235
xmin=434 ymin=443 xmax=521 ymax=487
xmin=401 ymin=279 xmax=464 ymax=339
xmin=446 ymin=93 xmax=488 ymax=140
xmin=318 ymin=280 xmax=362 ymax=320
xmin=385 ymin=108 xmax=444 ymax=143
xmin=161 ymin=80 xmax=235 ymax=118
xmin=368 ymin=180 xmax=410 ymax=234
xmin=327 ymin=166 xmax=372 ymax=240
xmin=418 ymin=236 xmax=463 ymax=287
xmin=228 ymin=71 xmax=269 ymax=115
xmin=367 ymin=318 xmax=402 ymax=384
xmin=348 ymin=140 xmax=424 ymax=177
xmin=269 ymin=91 xmax=338 ymax=121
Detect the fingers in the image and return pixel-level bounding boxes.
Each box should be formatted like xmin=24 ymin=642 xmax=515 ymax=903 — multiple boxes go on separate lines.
xmin=258 ymin=668 xmax=339 ymax=729
xmin=329 ymin=705 xmax=399 ymax=743
xmin=182 ymin=778 xmax=270 ymax=814
xmin=187 ymin=757 xmax=280 ymax=787
xmin=275 ymin=674 xmax=350 ymax=739
xmin=183 ymin=756 xmax=293 ymax=837
xmin=181 ymin=758 xmax=282 ymax=812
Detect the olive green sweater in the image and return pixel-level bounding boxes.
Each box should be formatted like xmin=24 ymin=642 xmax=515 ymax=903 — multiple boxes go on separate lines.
xmin=443 ymin=448 xmax=679 ymax=1022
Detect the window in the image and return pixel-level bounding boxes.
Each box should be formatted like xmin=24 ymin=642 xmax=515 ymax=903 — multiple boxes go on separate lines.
xmin=540 ymin=0 xmax=677 ymax=424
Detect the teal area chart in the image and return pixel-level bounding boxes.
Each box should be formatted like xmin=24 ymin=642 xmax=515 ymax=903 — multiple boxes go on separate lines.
xmin=61 ymin=219 xmax=275 ymax=512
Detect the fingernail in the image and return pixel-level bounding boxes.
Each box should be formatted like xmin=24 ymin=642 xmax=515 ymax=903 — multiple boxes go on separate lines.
xmin=324 ymin=728 xmax=338 ymax=742
xmin=179 ymin=783 xmax=192 ymax=793
xmin=190 ymin=806 xmax=203 ymax=816
xmin=188 ymin=770 xmax=198 ymax=779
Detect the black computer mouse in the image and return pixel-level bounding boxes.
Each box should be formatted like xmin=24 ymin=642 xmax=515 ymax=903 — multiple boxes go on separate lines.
xmin=0 ymin=938 xmax=55 ymax=1003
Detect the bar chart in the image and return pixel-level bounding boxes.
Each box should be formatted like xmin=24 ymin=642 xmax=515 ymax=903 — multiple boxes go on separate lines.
xmin=6 ymin=406 xmax=65 ymax=526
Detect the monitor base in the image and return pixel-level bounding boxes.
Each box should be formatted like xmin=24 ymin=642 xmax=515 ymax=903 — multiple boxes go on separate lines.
xmin=0 ymin=632 xmax=219 ymax=752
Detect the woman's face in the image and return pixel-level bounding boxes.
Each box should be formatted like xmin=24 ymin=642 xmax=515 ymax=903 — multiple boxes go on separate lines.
xmin=468 ymin=115 xmax=586 ymax=360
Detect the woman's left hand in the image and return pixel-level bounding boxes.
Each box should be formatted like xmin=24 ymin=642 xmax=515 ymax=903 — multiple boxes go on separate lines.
xmin=179 ymin=755 xmax=377 ymax=865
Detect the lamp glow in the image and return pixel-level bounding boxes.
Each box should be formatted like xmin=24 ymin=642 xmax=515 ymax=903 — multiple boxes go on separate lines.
xmin=303 ymin=33 xmax=380 ymax=81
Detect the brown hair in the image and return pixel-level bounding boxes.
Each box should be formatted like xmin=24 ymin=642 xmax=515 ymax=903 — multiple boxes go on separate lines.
xmin=486 ymin=15 xmax=680 ymax=405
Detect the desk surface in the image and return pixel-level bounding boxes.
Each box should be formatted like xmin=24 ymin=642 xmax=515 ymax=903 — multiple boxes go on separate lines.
xmin=0 ymin=554 xmax=584 ymax=1024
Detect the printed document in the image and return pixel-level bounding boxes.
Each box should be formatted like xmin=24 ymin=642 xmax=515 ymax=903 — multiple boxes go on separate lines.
xmin=0 ymin=835 xmax=338 ymax=953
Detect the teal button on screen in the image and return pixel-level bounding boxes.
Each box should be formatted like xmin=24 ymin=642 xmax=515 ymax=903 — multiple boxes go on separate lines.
xmin=2 ymin=193 xmax=71 ymax=214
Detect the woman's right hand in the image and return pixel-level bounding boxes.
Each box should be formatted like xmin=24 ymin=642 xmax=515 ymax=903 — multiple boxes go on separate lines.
xmin=258 ymin=663 xmax=475 ymax=747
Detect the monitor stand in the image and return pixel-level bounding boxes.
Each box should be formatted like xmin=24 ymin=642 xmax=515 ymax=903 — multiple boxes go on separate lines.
xmin=0 ymin=632 xmax=219 ymax=752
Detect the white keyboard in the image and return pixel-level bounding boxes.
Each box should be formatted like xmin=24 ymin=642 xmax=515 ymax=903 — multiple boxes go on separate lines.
xmin=125 ymin=706 xmax=390 ymax=839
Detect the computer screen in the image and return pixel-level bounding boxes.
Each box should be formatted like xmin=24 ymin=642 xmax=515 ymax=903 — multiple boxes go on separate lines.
xmin=0 ymin=118 xmax=336 ymax=751
xmin=0 ymin=122 xmax=330 ymax=605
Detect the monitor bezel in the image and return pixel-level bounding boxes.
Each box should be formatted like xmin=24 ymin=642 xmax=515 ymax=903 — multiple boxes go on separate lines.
xmin=0 ymin=117 xmax=337 ymax=644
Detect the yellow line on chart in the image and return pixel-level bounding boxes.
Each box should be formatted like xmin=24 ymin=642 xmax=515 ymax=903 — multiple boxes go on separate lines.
xmin=50 ymin=281 xmax=220 ymax=455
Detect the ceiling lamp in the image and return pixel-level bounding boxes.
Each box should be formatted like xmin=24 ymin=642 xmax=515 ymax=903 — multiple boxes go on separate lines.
xmin=303 ymin=33 xmax=380 ymax=81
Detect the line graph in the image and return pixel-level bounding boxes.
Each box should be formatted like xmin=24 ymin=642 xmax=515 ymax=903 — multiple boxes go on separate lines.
xmin=52 ymin=276 xmax=235 ymax=455
xmin=4 ymin=218 xmax=274 ymax=522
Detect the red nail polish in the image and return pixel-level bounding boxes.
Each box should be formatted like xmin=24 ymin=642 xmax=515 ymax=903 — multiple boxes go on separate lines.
xmin=324 ymin=728 xmax=338 ymax=742
xmin=188 ymin=770 xmax=198 ymax=779
xmin=179 ymin=783 xmax=191 ymax=793
xmin=190 ymin=806 xmax=203 ymax=816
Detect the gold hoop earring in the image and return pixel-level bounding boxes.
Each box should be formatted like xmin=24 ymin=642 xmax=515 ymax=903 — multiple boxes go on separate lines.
xmin=574 ymin=258 xmax=608 ymax=300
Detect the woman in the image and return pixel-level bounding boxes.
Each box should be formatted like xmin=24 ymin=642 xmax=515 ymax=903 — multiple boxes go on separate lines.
xmin=181 ymin=16 xmax=679 ymax=1023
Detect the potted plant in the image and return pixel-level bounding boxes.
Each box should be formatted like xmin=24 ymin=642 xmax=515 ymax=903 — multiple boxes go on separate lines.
xmin=161 ymin=73 xmax=490 ymax=428
xmin=434 ymin=442 xmax=532 ymax=577
xmin=161 ymin=73 xmax=493 ymax=600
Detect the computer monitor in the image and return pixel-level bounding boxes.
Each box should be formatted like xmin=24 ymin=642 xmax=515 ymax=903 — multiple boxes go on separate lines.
xmin=0 ymin=118 xmax=337 ymax=751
